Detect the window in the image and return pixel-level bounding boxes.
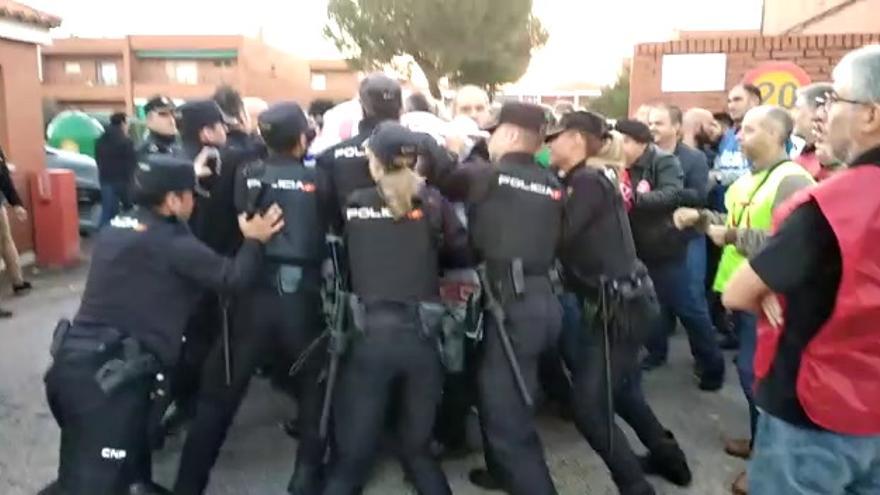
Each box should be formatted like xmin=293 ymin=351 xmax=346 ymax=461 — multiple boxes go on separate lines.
xmin=212 ymin=59 xmax=236 ymax=68
xmin=166 ymin=61 xmax=198 ymax=85
xmin=311 ymin=73 xmax=327 ymax=91
xmin=97 ymin=61 xmax=118 ymax=86
xmin=64 ymin=62 xmax=81 ymax=75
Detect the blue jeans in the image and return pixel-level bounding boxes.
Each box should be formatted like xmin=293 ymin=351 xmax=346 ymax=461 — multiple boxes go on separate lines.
xmin=99 ymin=183 xmax=122 ymax=227
xmin=646 ymin=248 xmax=724 ymax=375
xmin=732 ymin=310 xmax=758 ymax=439
xmin=750 ymin=413 xmax=880 ymax=494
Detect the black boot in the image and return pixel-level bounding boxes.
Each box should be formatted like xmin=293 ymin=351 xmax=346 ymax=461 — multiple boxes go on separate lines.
xmin=468 ymin=468 xmax=503 ymax=491
xmin=287 ymin=461 xmax=323 ymax=495
xmin=128 ymin=481 xmax=173 ymax=495
xmin=639 ymin=431 xmax=692 ymax=487
xmin=36 ymin=480 xmax=64 ymax=495
xmin=619 ymin=479 xmax=657 ymax=495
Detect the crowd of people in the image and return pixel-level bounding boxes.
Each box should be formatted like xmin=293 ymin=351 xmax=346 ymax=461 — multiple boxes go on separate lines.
xmin=33 ymin=42 xmax=880 ymax=495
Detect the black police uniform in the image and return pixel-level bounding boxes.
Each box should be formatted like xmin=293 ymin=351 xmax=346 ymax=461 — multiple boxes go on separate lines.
xmin=430 ymin=103 xmax=564 ymax=495
xmin=173 ymin=103 xmax=330 ymax=495
xmin=316 ymin=73 xmax=403 ymax=230
xmin=137 ymin=96 xmax=180 ymax=159
xmin=158 ymin=100 xmax=251 ymax=439
xmin=41 ymin=155 xmax=264 ymax=495
xmin=559 ymin=161 xmax=692 ymax=495
xmin=323 ymin=123 xmax=469 ymax=495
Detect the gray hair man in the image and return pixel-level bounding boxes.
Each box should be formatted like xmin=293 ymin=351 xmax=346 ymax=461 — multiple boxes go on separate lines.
xmin=723 ymin=44 xmax=880 ymax=495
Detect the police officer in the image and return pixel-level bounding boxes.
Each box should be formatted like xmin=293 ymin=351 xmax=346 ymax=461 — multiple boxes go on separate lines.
xmin=548 ymin=111 xmax=692 ymax=495
xmin=174 ymin=102 xmax=330 ymax=495
xmin=156 ymin=100 xmax=247 ymax=439
xmin=429 ymin=102 xmax=564 ymax=495
xmin=37 ymin=154 xmax=283 ymax=495
xmin=317 ymin=73 xmax=402 ymax=230
xmin=323 ymin=122 xmax=469 ymax=495
xmin=137 ymin=95 xmax=180 ymax=158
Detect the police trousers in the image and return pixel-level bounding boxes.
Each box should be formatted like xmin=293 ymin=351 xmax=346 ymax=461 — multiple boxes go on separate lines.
xmin=477 ymin=280 xmax=562 ymax=495
xmin=45 ymin=347 xmax=156 ymax=494
xmin=563 ymin=308 xmax=669 ymax=494
xmin=174 ymin=288 xmax=325 ymax=495
xmin=324 ymin=302 xmax=451 ymax=495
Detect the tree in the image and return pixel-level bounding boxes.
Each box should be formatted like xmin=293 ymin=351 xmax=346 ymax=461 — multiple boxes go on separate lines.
xmin=588 ymin=63 xmax=631 ymax=120
xmin=325 ymin=0 xmax=548 ymax=97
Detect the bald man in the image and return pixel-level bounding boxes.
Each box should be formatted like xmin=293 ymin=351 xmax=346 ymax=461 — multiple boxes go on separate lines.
xmin=673 ymin=106 xmax=814 ymax=486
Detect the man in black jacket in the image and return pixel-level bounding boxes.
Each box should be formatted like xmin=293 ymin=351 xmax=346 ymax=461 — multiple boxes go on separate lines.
xmin=644 ymin=106 xmax=726 ymax=376
xmin=95 ymin=112 xmax=138 ymax=226
xmin=213 ymin=85 xmax=267 ymax=164
xmin=617 ymin=119 xmax=725 ymax=391
xmin=0 ymin=144 xmax=31 ymax=318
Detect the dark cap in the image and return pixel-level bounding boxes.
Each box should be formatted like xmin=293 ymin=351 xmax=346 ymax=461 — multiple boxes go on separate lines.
xmin=367 ymin=122 xmax=421 ymax=170
xmin=259 ymin=102 xmax=310 ymax=150
xmin=176 ymin=100 xmax=225 ymax=135
xmin=359 ymin=73 xmax=403 ymax=119
xmin=133 ymin=154 xmax=195 ymax=197
xmin=545 ymin=111 xmax=609 ymax=142
xmin=485 ymin=102 xmax=547 ymax=135
xmin=615 ymin=119 xmax=653 ymax=144
xmin=144 ymin=95 xmax=175 ymax=115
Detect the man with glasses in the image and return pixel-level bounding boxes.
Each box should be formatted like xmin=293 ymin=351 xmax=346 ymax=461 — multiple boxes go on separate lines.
xmin=724 ymin=44 xmax=880 ymax=494
xmin=792 ymin=83 xmax=842 ymax=181
xmin=138 ymin=95 xmax=180 ymax=158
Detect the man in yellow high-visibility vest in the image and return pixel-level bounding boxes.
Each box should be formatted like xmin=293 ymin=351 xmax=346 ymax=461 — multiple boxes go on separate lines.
xmin=674 ymin=105 xmax=814 ymax=495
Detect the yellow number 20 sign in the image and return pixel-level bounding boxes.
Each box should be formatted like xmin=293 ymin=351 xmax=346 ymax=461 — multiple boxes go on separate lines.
xmin=743 ymin=62 xmax=812 ymax=108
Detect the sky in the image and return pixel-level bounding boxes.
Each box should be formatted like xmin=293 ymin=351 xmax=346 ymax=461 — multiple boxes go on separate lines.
xmin=24 ymin=0 xmax=764 ymax=88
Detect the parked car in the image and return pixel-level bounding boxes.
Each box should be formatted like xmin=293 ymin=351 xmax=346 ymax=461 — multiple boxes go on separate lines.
xmin=44 ymin=145 xmax=101 ymax=233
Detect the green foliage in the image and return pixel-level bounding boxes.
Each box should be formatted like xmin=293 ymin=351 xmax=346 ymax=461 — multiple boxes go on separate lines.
xmin=589 ymin=63 xmax=631 ymax=120
xmin=325 ymin=0 xmax=548 ymax=97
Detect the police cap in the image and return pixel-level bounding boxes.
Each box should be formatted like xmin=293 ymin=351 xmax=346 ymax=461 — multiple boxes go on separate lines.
xmin=485 ymin=102 xmax=547 ymax=135
xmin=258 ymin=102 xmax=310 ymax=150
xmin=545 ymin=111 xmax=609 ymax=142
xmin=615 ymin=119 xmax=653 ymax=144
xmin=176 ymin=100 xmax=225 ymax=135
xmin=133 ymin=154 xmax=195 ymax=198
xmin=359 ymin=73 xmax=403 ymax=119
xmin=367 ymin=122 xmax=421 ymax=170
xmin=144 ymin=95 xmax=175 ymax=115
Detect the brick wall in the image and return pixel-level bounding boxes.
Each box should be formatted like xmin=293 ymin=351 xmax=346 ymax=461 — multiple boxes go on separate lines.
xmin=629 ymin=32 xmax=880 ymax=115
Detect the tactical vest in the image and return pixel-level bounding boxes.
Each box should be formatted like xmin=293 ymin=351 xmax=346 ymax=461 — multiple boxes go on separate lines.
xmin=470 ymin=160 xmax=563 ymax=273
xmin=244 ymin=157 xmax=326 ymax=264
xmin=755 ymin=165 xmax=880 ymax=435
xmin=344 ymin=187 xmax=440 ymax=302
xmin=713 ymin=161 xmax=814 ymax=293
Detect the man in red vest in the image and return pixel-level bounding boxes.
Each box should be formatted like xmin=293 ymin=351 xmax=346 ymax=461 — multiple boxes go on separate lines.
xmin=723 ymin=44 xmax=880 ymax=494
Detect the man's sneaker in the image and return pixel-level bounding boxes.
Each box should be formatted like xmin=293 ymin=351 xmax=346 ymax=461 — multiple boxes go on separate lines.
xmin=468 ymin=468 xmax=503 ymax=491
xmin=724 ymin=438 xmax=752 ymax=459
xmin=0 ymin=307 xmax=11 ymax=319
xmin=13 ymin=280 xmax=32 ymax=295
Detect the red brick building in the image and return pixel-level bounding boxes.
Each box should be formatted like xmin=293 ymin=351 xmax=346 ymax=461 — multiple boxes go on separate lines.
xmin=629 ymin=0 xmax=880 ymax=114
xmin=42 ymin=36 xmax=360 ymax=114
xmin=0 ymin=0 xmax=60 ymax=254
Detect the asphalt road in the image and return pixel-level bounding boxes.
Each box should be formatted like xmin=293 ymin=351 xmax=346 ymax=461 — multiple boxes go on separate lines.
xmin=0 ymin=262 xmax=749 ymax=495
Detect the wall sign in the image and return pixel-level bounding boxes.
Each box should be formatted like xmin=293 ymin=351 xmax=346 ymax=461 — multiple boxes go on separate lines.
xmin=743 ymin=62 xmax=812 ymax=108
xmin=661 ymin=53 xmax=728 ymax=92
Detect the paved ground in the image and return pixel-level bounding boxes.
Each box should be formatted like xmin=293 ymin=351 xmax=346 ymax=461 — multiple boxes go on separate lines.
xmin=0 ymin=260 xmax=749 ymax=495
